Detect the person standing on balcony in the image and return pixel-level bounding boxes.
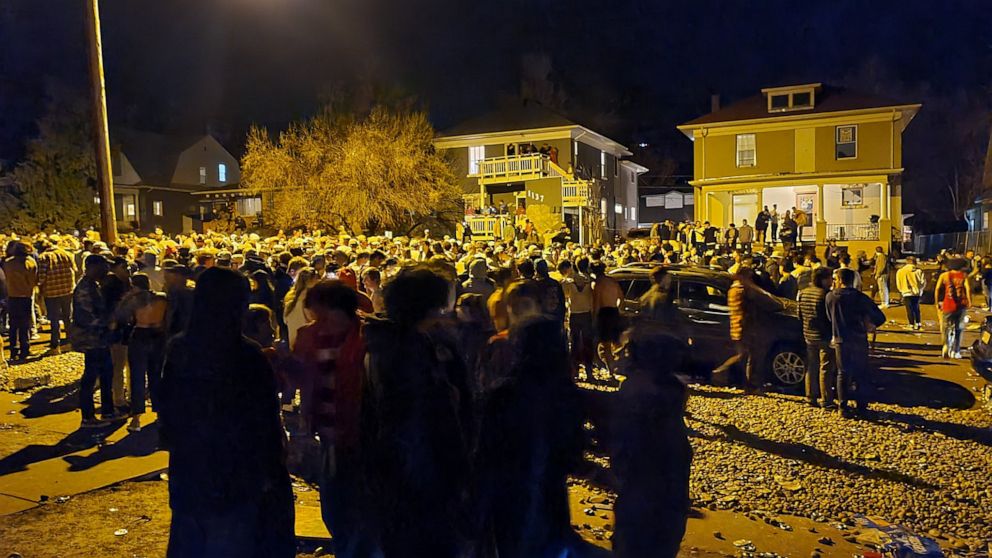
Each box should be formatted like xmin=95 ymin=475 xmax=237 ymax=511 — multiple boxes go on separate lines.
xmin=550 ymin=145 xmax=559 ymax=164
xmin=770 ymin=205 xmax=780 ymax=243
xmin=738 ymin=219 xmax=754 ymax=253
xmin=755 ymin=207 xmax=770 ymax=245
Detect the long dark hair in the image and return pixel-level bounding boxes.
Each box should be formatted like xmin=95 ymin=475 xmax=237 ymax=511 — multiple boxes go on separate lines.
xmin=186 ymin=267 xmax=251 ymax=350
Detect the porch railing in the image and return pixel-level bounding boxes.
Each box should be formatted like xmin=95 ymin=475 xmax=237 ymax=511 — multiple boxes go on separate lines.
xmin=562 ymin=179 xmax=590 ymax=206
xmin=477 ymin=154 xmax=550 ymax=182
xmin=466 ymin=215 xmax=513 ymax=241
xmin=826 ymin=223 xmax=879 ymax=241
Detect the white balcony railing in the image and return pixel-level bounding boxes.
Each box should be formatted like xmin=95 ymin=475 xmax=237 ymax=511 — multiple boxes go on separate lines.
xmin=826 ymin=223 xmax=879 ymax=241
xmin=477 ymin=154 xmax=551 ymax=183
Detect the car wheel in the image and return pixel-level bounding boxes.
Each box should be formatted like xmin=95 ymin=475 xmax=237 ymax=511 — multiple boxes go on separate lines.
xmin=770 ymin=347 xmax=806 ymax=386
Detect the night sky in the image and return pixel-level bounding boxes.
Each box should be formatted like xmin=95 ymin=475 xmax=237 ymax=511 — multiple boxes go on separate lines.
xmin=2 ymin=0 xmax=990 ymax=218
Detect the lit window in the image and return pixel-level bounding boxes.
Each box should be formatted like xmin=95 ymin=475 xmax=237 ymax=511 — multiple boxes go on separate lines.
xmin=736 ymin=134 xmax=756 ymax=168
xmin=574 ymin=140 xmax=579 ymax=157
xmin=600 ymin=198 xmax=607 ymax=217
xmin=199 ymin=166 xmax=207 ymax=184
xmin=468 ymin=146 xmax=485 ymax=175
xmin=836 ymin=125 xmax=857 ymax=159
xmin=153 ymin=201 xmax=163 ymax=216
xmin=630 ymin=207 xmax=637 ymax=222
xmin=218 ymin=163 xmax=227 ymax=183
xmin=124 ymin=203 xmax=136 ymax=217
xmin=94 ymin=196 xmax=101 ymax=204
xmin=600 ymin=151 xmax=607 ymax=178
xmin=615 ymin=203 xmax=623 ymax=214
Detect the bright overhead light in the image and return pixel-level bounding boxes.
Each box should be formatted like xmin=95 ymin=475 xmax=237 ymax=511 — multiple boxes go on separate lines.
xmin=637 ymin=142 xmax=649 ymax=148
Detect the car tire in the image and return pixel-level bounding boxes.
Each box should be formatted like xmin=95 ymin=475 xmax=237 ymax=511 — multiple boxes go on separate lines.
xmin=768 ymin=344 xmax=806 ymax=386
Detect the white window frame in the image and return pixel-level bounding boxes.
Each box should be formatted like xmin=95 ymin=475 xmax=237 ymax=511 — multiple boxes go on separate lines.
xmin=835 ymin=125 xmax=858 ymax=160
xmin=124 ymin=202 xmax=136 ymax=218
xmin=600 ymin=151 xmax=607 ymax=178
xmin=218 ymin=163 xmax=227 ymax=183
xmin=468 ymin=146 xmax=485 ymax=175
xmin=199 ymin=166 xmax=207 ymax=184
xmin=152 ymin=200 xmax=164 ymax=216
xmin=736 ymin=134 xmax=756 ymax=168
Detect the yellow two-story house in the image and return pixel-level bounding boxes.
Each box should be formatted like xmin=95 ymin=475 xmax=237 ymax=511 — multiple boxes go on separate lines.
xmin=677 ymin=83 xmax=921 ymax=253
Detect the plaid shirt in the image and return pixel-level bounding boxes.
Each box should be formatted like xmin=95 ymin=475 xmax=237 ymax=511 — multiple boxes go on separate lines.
xmin=37 ymin=249 xmax=76 ymax=298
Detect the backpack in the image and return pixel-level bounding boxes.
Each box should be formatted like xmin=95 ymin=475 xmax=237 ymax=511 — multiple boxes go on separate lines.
xmin=941 ymin=271 xmax=969 ymax=313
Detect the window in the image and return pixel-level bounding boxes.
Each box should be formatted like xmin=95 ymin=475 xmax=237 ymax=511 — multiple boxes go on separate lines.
xmin=153 ymin=201 xmax=163 ymax=216
xmin=764 ymin=85 xmax=818 ymax=112
xmin=614 ymin=202 xmax=623 ymax=214
xmin=792 ymin=91 xmax=812 ymax=108
xmin=199 ymin=166 xmax=207 ymax=184
xmin=574 ymin=140 xmax=579 ymax=158
xmin=600 ymin=151 xmax=607 ymax=178
xmin=94 ymin=196 xmax=100 ymax=204
xmin=218 ymin=163 xmax=227 ymax=183
xmin=841 ymin=186 xmax=865 ymax=207
xmin=836 ymin=125 xmax=857 ymax=159
xmin=736 ymin=134 xmax=756 ymax=167
xmin=678 ymin=281 xmax=729 ymax=312
xmin=600 ymin=198 xmax=607 ymax=217
xmin=770 ymin=94 xmax=789 ymax=110
xmin=630 ymin=206 xmax=637 ymax=222
xmin=468 ymin=146 xmax=485 ymax=175
xmin=124 ymin=202 xmax=136 ymax=218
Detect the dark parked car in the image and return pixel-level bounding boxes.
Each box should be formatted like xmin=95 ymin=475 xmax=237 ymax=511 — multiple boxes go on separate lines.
xmin=607 ymin=265 xmax=808 ymax=386
xmin=970 ymin=315 xmax=992 ymax=384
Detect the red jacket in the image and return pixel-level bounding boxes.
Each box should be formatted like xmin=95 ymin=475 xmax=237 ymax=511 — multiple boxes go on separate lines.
xmin=294 ymin=320 xmax=366 ymax=449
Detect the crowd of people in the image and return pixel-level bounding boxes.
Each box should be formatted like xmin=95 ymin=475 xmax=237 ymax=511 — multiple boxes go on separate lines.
xmin=0 ymin=225 xmax=985 ymax=557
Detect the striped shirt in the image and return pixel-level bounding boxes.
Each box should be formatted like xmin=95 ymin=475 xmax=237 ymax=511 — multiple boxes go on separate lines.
xmin=797 ymin=286 xmax=830 ymax=342
xmin=37 ymin=249 xmax=76 ymax=298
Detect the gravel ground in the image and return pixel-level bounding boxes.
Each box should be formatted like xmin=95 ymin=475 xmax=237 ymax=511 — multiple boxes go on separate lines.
xmin=674 ymin=386 xmax=990 ymax=553
xmin=2 ymin=352 xmax=85 ymax=391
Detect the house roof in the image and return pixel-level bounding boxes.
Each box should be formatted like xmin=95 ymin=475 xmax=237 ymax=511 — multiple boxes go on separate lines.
xmin=111 ymin=129 xmax=206 ymax=186
xmin=680 ymin=85 xmax=918 ymax=128
xmin=439 ymin=101 xmax=579 ymax=137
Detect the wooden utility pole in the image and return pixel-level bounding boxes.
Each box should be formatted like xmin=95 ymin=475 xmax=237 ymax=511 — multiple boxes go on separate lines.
xmin=84 ymin=0 xmax=117 ymax=243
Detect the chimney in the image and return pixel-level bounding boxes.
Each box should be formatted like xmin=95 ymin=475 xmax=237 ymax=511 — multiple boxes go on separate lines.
xmin=711 ymin=94 xmax=721 ymax=113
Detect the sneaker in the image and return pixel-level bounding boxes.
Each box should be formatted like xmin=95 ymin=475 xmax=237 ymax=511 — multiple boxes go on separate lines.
xmin=81 ymin=418 xmax=110 ymax=429
xmin=952 ymin=351 xmax=963 ymax=359
xmin=127 ymin=416 xmax=142 ymax=432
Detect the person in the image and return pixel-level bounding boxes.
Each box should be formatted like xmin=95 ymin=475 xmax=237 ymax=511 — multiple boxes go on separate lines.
xmin=798 ymin=267 xmax=837 ymax=408
xmin=473 ymin=290 xmax=584 ymax=558
xmin=71 ymin=255 xmax=116 ymax=427
xmin=826 ymin=268 xmax=886 ymax=416
xmin=163 ymin=263 xmax=194 ymax=339
xmin=533 ymin=259 xmax=566 ymax=324
xmin=363 ymin=267 xmax=469 ymax=557
xmin=283 ymin=267 xmax=319 ymax=349
xmin=560 ymin=258 xmax=595 ymax=378
xmin=104 ymin=257 xmax=132 ymax=412
xmin=779 ymin=213 xmax=798 ymax=251
xmin=755 ymin=207 xmax=770 ymax=245
xmin=823 ymin=239 xmax=842 ymax=269
xmin=116 ymin=273 xmax=168 ymax=432
xmin=713 ymin=268 xmax=785 ymax=393
xmin=36 ymin=240 xmax=76 ymax=355
xmin=873 ymin=246 xmax=891 ymax=307
xmin=793 ymin=205 xmax=808 ymax=241
xmin=362 ymin=267 xmax=385 ymax=314
xmin=701 ymin=221 xmax=718 ymax=252
xmin=3 ymin=241 xmax=37 ymax=362
xmin=487 ymin=267 xmax=514 ymax=333
xmin=638 ymin=266 xmax=681 ymax=334
xmin=158 ymin=268 xmax=295 ymax=557
xmin=610 ymin=326 xmax=691 ymax=558
xmin=461 ymin=258 xmax=495 ymax=299
xmin=982 ymin=259 xmax=992 ymax=312
xmin=934 ymin=258 xmax=971 ymax=359
xmin=294 ymin=280 xmax=368 ymax=558
xmin=896 ymin=256 xmax=925 ymax=330
xmin=592 ymin=261 xmax=624 ymax=374
xmin=723 ymin=223 xmax=739 ymax=250
xmin=738 ymin=219 xmax=754 ymax=253
xmin=769 ymin=204 xmax=780 ymax=243
xmin=454 ymin=293 xmax=495 ymax=393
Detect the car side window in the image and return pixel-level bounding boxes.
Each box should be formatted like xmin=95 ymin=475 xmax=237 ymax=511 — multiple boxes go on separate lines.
xmin=678 ymin=281 xmax=729 ymax=312
xmin=626 ymin=279 xmax=651 ymax=300
xmin=617 ymin=280 xmax=633 ymax=299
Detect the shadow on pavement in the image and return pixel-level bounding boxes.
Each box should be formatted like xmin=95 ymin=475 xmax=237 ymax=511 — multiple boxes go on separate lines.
xmin=62 ymin=423 xmax=161 ymax=472
xmin=17 ymin=383 xmax=80 ymax=419
xmin=0 ymin=422 xmax=123 ymax=476
xmin=872 ymin=368 xmax=975 ymax=409
xmin=693 ymin=418 xmax=938 ymax=491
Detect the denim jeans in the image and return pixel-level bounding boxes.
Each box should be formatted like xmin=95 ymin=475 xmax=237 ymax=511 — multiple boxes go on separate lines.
xmin=45 ymin=295 xmax=72 ymax=349
xmin=942 ymin=310 xmax=965 ymax=354
xmin=81 ymin=348 xmax=114 ymax=420
xmin=127 ymin=328 xmax=166 ymax=415
xmin=903 ymin=295 xmax=921 ymax=326
xmin=6 ymin=297 xmax=32 ymax=360
xmin=835 ymin=340 xmax=870 ymax=409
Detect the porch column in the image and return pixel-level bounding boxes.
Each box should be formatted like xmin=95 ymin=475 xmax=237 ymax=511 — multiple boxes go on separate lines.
xmin=815 ymin=183 xmax=826 ymax=245
xmin=879 ymin=179 xmax=891 ymax=247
